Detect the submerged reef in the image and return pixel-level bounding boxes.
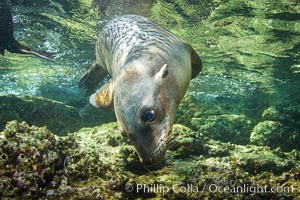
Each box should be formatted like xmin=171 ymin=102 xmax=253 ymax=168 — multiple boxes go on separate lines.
xmin=0 ymin=94 xmax=116 ymax=136
xmin=0 ymin=94 xmax=82 ymax=135
xmin=0 ymin=121 xmax=299 ymax=199
xmin=0 ymin=121 xmax=62 ymax=198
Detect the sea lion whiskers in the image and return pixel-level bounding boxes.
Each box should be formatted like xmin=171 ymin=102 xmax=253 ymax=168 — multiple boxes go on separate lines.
xmin=149 ymin=120 xmax=174 ymax=164
xmin=165 ymin=135 xmax=178 ymax=151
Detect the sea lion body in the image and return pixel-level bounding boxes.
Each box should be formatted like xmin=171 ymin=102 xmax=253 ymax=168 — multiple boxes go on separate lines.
xmin=80 ymin=15 xmax=202 ymax=165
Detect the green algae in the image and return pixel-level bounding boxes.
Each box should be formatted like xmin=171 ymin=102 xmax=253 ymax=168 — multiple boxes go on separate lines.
xmin=250 ymin=120 xmax=299 ymax=151
xmin=56 ymin=123 xmax=290 ymax=199
xmin=0 ymin=94 xmax=81 ymax=135
xmin=39 ymin=12 xmax=96 ymax=48
xmin=0 ymin=121 xmax=61 ymax=198
xmin=13 ymin=0 xmax=98 ymax=50
xmin=0 ymin=94 xmax=116 ymax=136
xmin=250 ymin=121 xmax=284 ymax=146
xmin=190 ymin=114 xmax=252 ymax=144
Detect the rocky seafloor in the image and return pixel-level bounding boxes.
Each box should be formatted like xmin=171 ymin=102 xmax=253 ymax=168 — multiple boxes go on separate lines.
xmin=0 ymin=120 xmax=299 ymax=199
xmin=1 ymin=0 xmax=300 ymax=199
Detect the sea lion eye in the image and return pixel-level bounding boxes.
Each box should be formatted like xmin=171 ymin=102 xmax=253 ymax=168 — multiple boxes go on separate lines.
xmin=143 ymin=110 xmax=156 ymax=122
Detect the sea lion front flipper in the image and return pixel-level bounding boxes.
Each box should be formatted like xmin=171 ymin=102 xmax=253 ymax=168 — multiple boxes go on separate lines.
xmin=89 ymin=79 xmax=114 ymax=108
xmin=79 ymin=63 xmax=107 ymax=96
xmin=189 ymin=46 xmax=202 ymax=79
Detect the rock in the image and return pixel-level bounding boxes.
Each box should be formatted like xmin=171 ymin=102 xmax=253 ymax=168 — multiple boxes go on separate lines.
xmin=250 ymin=120 xmax=298 ymax=151
xmin=0 ymin=120 xmax=62 ymax=198
xmin=0 ymin=121 xmax=299 ymax=199
xmin=0 ymin=94 xmax=82 ymax=135
xmin=262 ymin=106 xmax=281 ymax=121
xmin=250 ymin=121 xmax=284 ymax=146
xmin=189 ymin=114 xmax=253 ymax=145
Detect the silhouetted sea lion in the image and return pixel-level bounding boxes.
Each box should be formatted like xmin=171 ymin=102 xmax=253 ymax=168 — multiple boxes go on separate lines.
xmin=0 ymin=0 xmax=52 ymax=61
xmin=79 ymin=15 xmax=202 ymax=165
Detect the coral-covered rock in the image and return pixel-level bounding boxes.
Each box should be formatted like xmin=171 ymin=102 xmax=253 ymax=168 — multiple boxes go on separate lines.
xmin=0 ymin=94 xmax=82 ymax=135
xmin=54 ymin=123 xmax=300 ymax=199
xmin=250 ymin=120 xmax=298 ymax=151
xmin=0 ymin=120 xmax=62 ymax=198
xmin=189 ymin=114 xmax=253 ymax=145
xmin=0 ymin=121 xmax=299 ymax=199
xmin=250 ymin=121 xmax=284 ymax=146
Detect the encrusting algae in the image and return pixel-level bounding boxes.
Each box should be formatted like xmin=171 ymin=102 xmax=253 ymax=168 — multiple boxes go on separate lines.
xmin=0 ymin=121 xmax=299 ymax=199
xmin=0 ymin=120 xmax=61 ymax=197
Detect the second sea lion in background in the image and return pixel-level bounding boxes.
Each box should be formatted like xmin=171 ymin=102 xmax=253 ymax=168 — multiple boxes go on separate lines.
xmin=0 ymin=0 xmax=53 ymax=61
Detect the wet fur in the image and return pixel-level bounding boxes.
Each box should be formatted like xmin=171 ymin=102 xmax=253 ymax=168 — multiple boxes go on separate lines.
xmin=79 ymin=15 xmax=202 ymax=165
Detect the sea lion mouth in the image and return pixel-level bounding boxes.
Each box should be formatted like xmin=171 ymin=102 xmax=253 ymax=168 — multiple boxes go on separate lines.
xmin=138 ymin=126 xmax=174 ymax=166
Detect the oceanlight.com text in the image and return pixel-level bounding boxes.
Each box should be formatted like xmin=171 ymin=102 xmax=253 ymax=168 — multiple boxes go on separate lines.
xmin=125 ymin=183 xmax=297 ymax=196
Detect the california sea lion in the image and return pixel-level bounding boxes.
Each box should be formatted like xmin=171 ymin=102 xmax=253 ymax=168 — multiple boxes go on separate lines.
xmin=0 ymin=0 xmax=53 ymax=61
xmin=80 ymin=15 xmax=202 ymax=165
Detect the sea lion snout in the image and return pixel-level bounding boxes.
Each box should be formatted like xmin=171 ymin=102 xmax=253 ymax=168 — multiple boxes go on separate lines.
xmin=132 ymin=127 xmax=173 ymax=166
xmin=122 ymin=120 xmax=173 ymax=166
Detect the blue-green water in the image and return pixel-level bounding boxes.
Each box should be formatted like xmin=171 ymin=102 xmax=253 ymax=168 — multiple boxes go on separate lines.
xmin=0 ymin=0 xmax=299 ymax=145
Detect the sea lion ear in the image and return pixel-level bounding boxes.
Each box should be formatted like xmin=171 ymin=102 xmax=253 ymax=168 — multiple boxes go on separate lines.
xmin=155 ymin=64 xmax=168 ymax=80
xmin=189 ymin=45 xmax=202 ymax=79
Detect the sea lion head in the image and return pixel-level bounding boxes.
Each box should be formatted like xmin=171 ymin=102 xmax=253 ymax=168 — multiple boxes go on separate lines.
xmin=114 ymin=57 xmax=181 ymax=166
